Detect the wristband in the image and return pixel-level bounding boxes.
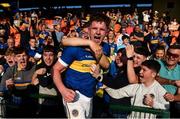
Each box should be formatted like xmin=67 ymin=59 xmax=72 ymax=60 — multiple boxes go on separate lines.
xmin=97 ymin=74 xmax=103 ymax=82
xmin=127 ymin=57 xmax=133 ymax=60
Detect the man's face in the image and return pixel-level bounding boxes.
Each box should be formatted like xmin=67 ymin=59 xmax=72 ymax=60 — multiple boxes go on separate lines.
xmin=115 ymin=52 xmax=123 ymax=67
xmin=15 ymin=52 xmax=28 ymax=70
xmin=55 ymin=25 xmax=61 ymax=31
xmin=166 ymin=49 xmax=180 ymax=67
xmin=88 ymin=21 xmax=107 ymax=45
xmin=80 ymin=29 xmax=89 ymax=39
xmin=29 ymin=39 xmax=36 ymax=48
xmin=43 ymin=51 xmax=54 ymax=66
xmin=133 ymin=53 xmax=147 ymax=67
xmin=7 ymin=38 xmax=15 ymax=48
xmin=108 ymin=31 xmax=115 ymax=39
xmin=5 ymin=54 xmax=16 ymax=67
xmin=123 ymin=38 xmax=129 ymax=45
xmin=139 ymin=65 xmax=155 ymax=83
xmin=135 ymin=26 xmax=140 ymax=32
xmin=155 ymin=49 xmax=165 ymax=59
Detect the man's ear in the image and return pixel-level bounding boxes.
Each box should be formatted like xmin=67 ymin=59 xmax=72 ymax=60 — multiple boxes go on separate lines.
xmin=152 ymin=72 xmax=156 ymax=78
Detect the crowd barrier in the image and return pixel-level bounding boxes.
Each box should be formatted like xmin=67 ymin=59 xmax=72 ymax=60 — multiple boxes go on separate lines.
xmin=110 ymin=104 xmax=170 ymax=118
xmin=0 ymin=93 xmax=59 ymax=118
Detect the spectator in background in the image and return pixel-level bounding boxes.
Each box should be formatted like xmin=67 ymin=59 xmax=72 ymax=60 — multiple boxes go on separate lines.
xmin=27 ymin=37 xmax=42 ymax=61
xmin=90 ymin=48 xmax=131 ymax=118
xmin=149 ymin=45 xmax=166 ymax=60
xmin=4 ymin=48 xmax=16 ymax=71
xmin=6 ymin=36 xmax=15 ymax=50
xmin=92 ymin=60 xmax=169 ymax=118
xmin=51 ymin=24 xmax=64 ymax=50
xmin=142 ymin=10 xmax=150 ymax=24
xmin=157 ymin=45 xmax=180 ymax=94
xmin=125 ymin=45 xmax=150 ymax=84
xmin=147 ymin=29 xmax=163 ymax=54
xmin=107 ymin=30 xmax=117 ymax=56
xmin=118 ymin=35 xmax=130 ymax=50
xmin=31 ymin=45 xmax=65 ymax=117
xmin=130 ymin=24 xmax=144 ymax=47
xmin=0 ymin=47 xmax=37 ymax=117
xmin=18 ymin=22 xmax=30 ymax=49
xmin=157 ymin=44 xmax=180 ymax=118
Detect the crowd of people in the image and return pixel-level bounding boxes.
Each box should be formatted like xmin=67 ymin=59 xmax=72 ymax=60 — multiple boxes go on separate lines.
xmin=0 ymin=8 xmax=180 ymax=118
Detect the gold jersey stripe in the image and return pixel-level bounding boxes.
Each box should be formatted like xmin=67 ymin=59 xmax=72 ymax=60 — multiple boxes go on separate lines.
xmin=70 ymin=60 xmax=96 ymax=73
xmin=14 ymin=83 xmax=31 ymax=87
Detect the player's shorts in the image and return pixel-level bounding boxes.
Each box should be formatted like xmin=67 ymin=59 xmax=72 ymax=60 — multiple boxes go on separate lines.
xmin=63 ymin=90 xmax=93 ymax=119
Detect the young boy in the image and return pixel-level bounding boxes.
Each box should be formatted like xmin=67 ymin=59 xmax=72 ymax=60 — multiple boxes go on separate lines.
xmin=118 ymin=35 xmax=130 ymax=49
xmin=94 ymin=60 xmax=169 ymax=118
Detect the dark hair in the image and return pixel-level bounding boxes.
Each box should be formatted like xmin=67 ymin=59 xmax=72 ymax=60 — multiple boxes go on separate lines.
xmin=5 ymin=48 xmax=15 ymax=56
xmin=117 ymin=48 xmax=126 ymax=55
xmin=134 ymin=46 xmax=150 ymax=57
xmin=89 ymin=14 xmax=110 ymax=29
xmin=155 ymin=45 xmax=165 ymax=52
xmin=117 ymin=48 xmax=127 ymax=65
xmin=168 ymin=44 xmax=180 ymax=51
xmin=14 ymin=47 xmax=28 ymax=55
xmin=43 ymin=45 xmax=55 ymax=53
xmin=122 ymin=35 xmax=130 ymax=41
xmin=141 ymin=60 xmax=161 ymax=73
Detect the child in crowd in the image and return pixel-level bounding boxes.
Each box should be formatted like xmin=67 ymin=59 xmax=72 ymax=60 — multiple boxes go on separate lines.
xmin=118 ymin=35 xmax=130 ymax=49
xmin=91 ymin=60 xmax=169 ymax=118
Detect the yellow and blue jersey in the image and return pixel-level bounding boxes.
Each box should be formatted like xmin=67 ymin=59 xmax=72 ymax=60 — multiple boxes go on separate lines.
xmin=59 ymin=44 xmax=110 ymax=98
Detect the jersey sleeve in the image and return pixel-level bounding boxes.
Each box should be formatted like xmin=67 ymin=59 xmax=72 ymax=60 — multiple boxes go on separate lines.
xmin=58 ymin=46 xmax=78 ymax=67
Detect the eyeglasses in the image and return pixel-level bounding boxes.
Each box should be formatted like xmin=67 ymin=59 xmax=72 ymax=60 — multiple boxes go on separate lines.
xmin=167 ymin=51 xmax=179 ymax=59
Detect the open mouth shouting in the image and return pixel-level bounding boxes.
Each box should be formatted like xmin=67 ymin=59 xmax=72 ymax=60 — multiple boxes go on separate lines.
xmin=93 ymin=35 xmax=102 ymax=44
xmin=7 ymin=60 xmax=15 ymax=66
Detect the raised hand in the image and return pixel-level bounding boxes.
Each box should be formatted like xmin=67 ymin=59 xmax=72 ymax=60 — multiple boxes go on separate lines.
xmin=126 ymin=44 xmax=134 ymax=58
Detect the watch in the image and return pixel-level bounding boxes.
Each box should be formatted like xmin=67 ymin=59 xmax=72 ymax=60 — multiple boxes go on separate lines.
xmin=97 ymin=74 xmax=103 ymax=82
xmin=127 ymin=57 xmax=133 ymax=60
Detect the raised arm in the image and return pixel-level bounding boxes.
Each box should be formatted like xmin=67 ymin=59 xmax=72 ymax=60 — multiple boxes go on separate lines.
xmin=62 ymin=38 xmax=110 ymax=69
xmin=126 ymin=45 xmax=139 ymax=83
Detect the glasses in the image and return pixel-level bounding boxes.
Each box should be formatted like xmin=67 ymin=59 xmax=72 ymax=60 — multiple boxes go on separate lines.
xmin=167 ymin=51 xmax=179 ymax=59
